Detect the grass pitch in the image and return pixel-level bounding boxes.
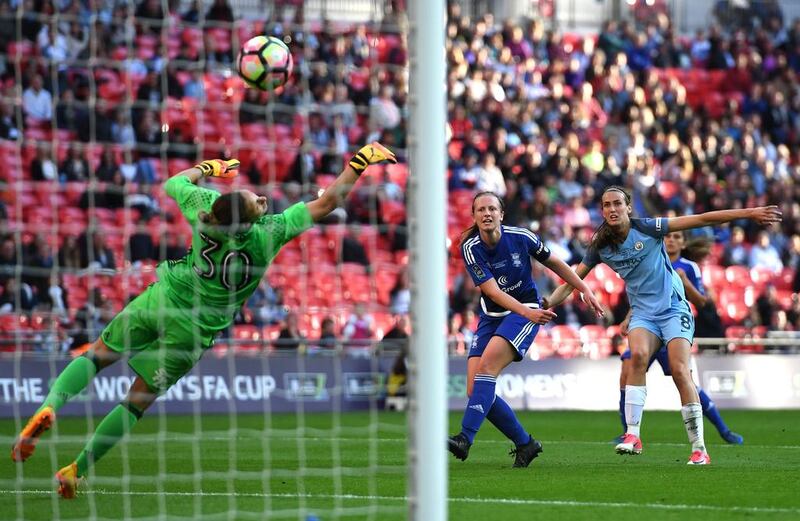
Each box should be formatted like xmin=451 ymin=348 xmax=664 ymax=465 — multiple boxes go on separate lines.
xmin=1 ymin=410 xmax=798 ymax=520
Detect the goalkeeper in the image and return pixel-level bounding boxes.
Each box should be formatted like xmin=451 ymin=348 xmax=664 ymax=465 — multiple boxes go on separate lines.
xmin=11 ymin=142 xmax=397 ymax=499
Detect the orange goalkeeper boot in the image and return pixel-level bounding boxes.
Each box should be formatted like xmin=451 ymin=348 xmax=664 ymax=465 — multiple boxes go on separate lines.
xmin=11 ymin=406 xmax=55 ymax=462
xmin=56 ymin=462 xmax=80 ymax=499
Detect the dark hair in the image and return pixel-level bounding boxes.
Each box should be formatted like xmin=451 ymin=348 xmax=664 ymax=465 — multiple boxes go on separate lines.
xmin=671 ymin=230 xmax=712 ymax=263
xmin=589 ymin=186 xmax=630 ymax=252
xmin=198 ymin=191 xmax=250 ymax=227
xmin=459 ymin=191 xmax=505 ymax=248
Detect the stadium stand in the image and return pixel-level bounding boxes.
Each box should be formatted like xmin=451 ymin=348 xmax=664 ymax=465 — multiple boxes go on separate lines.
xmin=0 ymin=1 xmax=798 ymax=357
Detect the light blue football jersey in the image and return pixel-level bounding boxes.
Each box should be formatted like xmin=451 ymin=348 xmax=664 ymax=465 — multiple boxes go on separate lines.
xmin=583 ymin=217 xmax=687 ymax=316
xmin=461 ymin=225 xmax=551 ymax=317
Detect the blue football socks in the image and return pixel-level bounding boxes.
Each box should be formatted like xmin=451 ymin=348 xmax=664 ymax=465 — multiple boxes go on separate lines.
xmin=486 ymin=395 xmax=530 ymax=446
xmin=460 ymin=374 xmax=496 ymax=444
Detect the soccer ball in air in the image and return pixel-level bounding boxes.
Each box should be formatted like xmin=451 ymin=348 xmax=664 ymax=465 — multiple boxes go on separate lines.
xmin=236 ymin=36 xmax=293 ymax=91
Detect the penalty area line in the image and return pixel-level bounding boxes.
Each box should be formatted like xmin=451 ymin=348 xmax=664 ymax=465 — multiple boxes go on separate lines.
xmin=3 ymin=489 xmax=799 ymax=515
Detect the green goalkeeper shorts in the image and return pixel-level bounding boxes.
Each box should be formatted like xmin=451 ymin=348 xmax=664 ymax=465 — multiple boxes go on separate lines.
xmin=100 ymin=282 xmax=219 ymax=393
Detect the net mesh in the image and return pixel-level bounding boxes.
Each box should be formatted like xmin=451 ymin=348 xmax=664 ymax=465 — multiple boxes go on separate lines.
xmin=1 ymin=1 xmax=409 ymax=519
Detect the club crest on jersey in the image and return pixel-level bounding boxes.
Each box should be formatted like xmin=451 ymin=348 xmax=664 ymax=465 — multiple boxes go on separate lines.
xmin=511 ymin=253 xmax=522 ymax=267
xmin=634 ymin=241 xmax=644 ymax=251
xmin=471 ymin=264 xmax=485 ymax=278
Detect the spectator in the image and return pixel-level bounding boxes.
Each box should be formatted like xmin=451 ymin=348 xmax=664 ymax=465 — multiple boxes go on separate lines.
xmin=749 ymin=230 xmax=783 ymax=272
xmin=342 ymin=303 xmax=375 ymax=356
xmin=340 ymin=226 xmax=370 ymax=267
xmin=0 ymin=237 xmax=19 ymax=285
xmin=37 ymin=18 xmax=68 ymax=63
xmin=158 ymin=234 xmax=188 ymax=262
xmin=313 ymin=316 xmax=338 ymax=351
xmin=45 ymin=272 xmax=69 ymax=321
xmin=722 ymin=227 xmax=749 ymax=267
xmin=23 ymin=234 xmax=53 ymax=297
xmin=0 ymin=101 xmax=20 ymax=140
xmin=447 ymin=315 xmax=466 ymax=354
xmin=474 ymin=152 xmax=506 ymax=197
xmin=246 ymin=279 xmax=285 ymax=326
xmin=368 ymin=85 xmax=401 ymax=137
xmin=58 ymin=235 xmax=82 ymax=271
xmin=205 ymin=0 xmax=234 ymax=22
xmin=0 ymin=277 xmax=36 ymax=312
xmin=30 ymin=145 xmax=58 ymax=181
xmin=79 ymin=230 xmax=116 ymax=270
xmin=128 ymin=222 xmax=155 ymax=263
xmin=379 ymin=314 xmax=409 ymax=352
xmin=111 ymin=109 xmax=136 ymax=146
xmin=389 ymin=268 xmax=410 ymax=315
xmin=22 ymin=74 xmax=53 ymax=123
xmin=59 ymin=143 xmax=90 ymax=182
xmin=95 ymin=146 xmax=121 ymax=182
xmin=755 ymin=285 xmax=782 ymax=328
xmin=55 ymin=89 xmax=88 ymax=138
xmin=274 ymin=312 xmax=306 ymax=352
xmin=69 ymin=288 xmax=114 ymax=351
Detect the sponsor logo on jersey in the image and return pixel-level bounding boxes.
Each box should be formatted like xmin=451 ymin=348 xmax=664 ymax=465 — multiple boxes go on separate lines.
xmin=471 ymin=264 xmax=485 ymax=278
xmin=511 ymin=253 xmax=522 ymax=267
xmin=634 ymin=241 xmax=644 ymax=251
xmin=498 ymin=275 xmax=508 ymax=286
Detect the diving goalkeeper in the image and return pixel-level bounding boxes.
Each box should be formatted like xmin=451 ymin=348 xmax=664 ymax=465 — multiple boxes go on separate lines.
xmin=11 ymin=142 xmax=397 ymax=499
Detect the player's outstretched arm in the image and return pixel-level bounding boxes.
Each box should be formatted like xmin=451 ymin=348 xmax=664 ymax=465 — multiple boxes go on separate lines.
xmin=165 ymin=159 xmax=240 ymax=193
xmin=668 ymin=206 xmax=782 ymax=232
xmin=306 ymin=142 xmax=396 ymax=223
xmin=542 ymin=257 xmax=604 ymax=316
xmin=543 ymin=263 xmax=592 ymax=310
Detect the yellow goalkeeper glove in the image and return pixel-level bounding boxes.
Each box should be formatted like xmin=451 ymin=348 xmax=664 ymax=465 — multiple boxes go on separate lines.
xmin=195 ymin=158 xmax=240 ymax=178
xmin=348 ymin=142 xmax=397 ymax=175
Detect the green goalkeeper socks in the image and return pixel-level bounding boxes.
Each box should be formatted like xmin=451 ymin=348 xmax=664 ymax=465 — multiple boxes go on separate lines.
xmin=76 ymin=404 xmax=140 ymax=476
xmin=40 ymin=356 xmax=97 ymax=413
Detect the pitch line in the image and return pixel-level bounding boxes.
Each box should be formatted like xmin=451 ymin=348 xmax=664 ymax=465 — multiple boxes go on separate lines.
xmin=4 ymin=489 xmax=799 ymax=515
xmin=3 ymin=433 xmax=796 ymax=450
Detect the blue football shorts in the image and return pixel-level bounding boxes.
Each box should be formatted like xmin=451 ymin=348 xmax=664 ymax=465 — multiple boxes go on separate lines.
xmin=468 ymin=312 xmax=540 ymax=361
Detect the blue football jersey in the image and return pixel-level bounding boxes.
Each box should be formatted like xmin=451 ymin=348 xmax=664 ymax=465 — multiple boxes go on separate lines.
xmin=461 ymin=225 xmax=551 ymax=317
xmin=672 ymin=256 xmax=705 ymax=296
xmin=583 ymin=217 xmax=687 ymax=316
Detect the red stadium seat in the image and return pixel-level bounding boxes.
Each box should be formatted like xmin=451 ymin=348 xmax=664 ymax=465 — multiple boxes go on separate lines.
xmin=232 ymin=325 xmax=264 ymax=353
xmin=549 ymin=325 xmax=581 ymax=358
xmin=725 ymin=266 xmax=752 ymax=288
xmin=579 ymin=325 xmax=613 ymax=359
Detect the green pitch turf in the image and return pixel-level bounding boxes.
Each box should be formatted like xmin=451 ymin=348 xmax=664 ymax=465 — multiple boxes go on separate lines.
xmin=1 ymin=410 xmax=798 ymax=520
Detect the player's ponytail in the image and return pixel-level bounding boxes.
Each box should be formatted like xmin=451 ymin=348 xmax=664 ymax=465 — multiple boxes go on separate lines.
xmin=459 ymin=191 xmax=505 ymax=248
xmin=681 ymin=235 xmax=713 ymax=263
xmin=590 ymin=185 xmax=630 ymax=252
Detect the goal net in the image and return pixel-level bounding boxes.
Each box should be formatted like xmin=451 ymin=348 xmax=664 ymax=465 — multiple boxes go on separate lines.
xmin=1 ymin=1 xmax=412 ymax=519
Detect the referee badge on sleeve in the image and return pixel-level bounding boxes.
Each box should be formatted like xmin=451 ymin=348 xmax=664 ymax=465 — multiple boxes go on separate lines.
xmin=471 ymin=264 xmax=485 ymax=278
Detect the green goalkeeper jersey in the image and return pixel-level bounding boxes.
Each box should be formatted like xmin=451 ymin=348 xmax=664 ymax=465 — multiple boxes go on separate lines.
xmin=157 ymin=176 xmax=312 ymax=331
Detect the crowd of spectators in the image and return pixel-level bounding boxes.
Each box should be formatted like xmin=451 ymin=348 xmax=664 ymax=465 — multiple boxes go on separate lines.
xmin=0 ymin=0 xmax=798 ymax=355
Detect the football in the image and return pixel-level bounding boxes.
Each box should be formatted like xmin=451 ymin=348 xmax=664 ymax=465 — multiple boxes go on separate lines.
xmin=236 ymin=35 xmax=293 ymax=91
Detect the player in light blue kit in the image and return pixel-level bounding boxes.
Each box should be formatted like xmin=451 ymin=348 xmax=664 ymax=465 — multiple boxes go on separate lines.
xmin=545 ymin=187 xmax=780 ymax=465
xmin=614 ymin=230 xmax=744 ymax=445
xmin=448 ymin=192 xmax=604 ymax=467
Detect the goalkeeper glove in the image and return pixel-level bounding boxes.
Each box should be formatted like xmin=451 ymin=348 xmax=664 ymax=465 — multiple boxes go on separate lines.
xmin=348 ymin=142 xmax=397 ymax=175
xmin=195 ymin=158 xmax=240 ymax=178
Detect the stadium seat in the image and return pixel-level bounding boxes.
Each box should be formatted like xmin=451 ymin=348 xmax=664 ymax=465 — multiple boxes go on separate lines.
xmin=232 ymin=325 xmax=265 ymax=353
xmin=579 ymin=325 xmax=613 ymax=359
xmin=549 ymin=325 xmax=581 ymax=358
xmin=725 ymin=266 xmax=752 ymax=288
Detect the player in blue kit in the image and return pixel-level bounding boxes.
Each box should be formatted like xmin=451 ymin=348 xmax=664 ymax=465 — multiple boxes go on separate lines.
xmin=447 ymin=192 xmax=604 ymax=467
xmin=613 ymin=229 xmax=744 ymax=445
xmin=545 ymin=187 xmax=780 ymax=465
